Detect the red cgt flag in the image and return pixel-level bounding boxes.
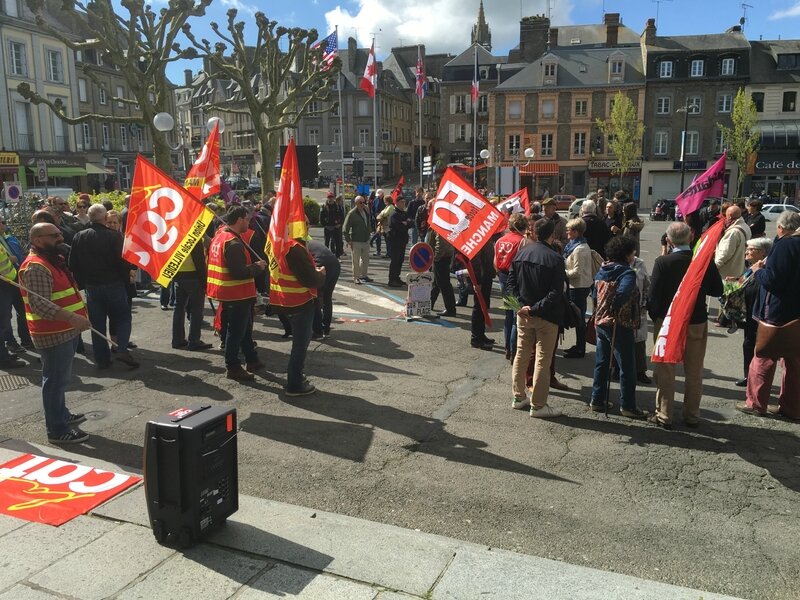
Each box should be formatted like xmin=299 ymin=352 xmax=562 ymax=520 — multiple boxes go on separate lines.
xmin=391 ymin=175 xmax=405 ymax=202
xmin=184 ymin=121 xmax=221 ymax=200
xmin=265 ymin=139 xmax=307 ymax=274
xmin=123 ymin=156 xmax=215 ymax=287
xmin=651 ymin=217 xmax=727 ymax=364
xmin=428 ymin=167 xmax=505 ymax=260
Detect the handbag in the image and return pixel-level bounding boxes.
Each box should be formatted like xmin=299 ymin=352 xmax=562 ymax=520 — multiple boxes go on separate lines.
xmin=754 ymin=318 xmax=800 ymax=359
xmin=586 ymin=314 xmax=597 ymax=345
xmin=563 ymin=300 xmax=583 ymax=330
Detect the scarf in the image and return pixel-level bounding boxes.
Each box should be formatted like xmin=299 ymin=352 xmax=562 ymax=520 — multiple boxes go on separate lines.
xmin=563 ymin=237 xmax=586 ymax=258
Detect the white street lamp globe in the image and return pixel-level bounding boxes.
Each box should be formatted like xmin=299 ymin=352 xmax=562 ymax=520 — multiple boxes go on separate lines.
xmin=207 ymin=116 xmax=225 ymax=133
xmin=153 ymin=112 xmax=175 ymax=132
xmin=524 ymin=147 xmax=535 ymax=159
xmin=479 ymin=149 xmax=490 ymax=159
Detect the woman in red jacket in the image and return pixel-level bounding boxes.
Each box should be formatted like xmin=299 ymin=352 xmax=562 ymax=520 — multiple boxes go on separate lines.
xmin=494 ymin=214 xmax=528 ymax=359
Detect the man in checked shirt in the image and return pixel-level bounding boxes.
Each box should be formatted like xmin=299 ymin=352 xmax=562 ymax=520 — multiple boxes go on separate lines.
xmin=18 ymin=223 xmax=92 ymax=444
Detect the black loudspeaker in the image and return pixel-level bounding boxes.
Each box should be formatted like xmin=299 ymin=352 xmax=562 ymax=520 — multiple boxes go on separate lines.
xmin=143 ymin=405 xmax=238 ymax=547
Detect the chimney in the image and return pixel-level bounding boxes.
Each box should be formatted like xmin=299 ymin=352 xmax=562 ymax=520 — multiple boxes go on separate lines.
xmin=348 ymin=37 xmax=358 ymax=73
xmin=604 ymin=12 xmax=620 ymax=47
xmin=549 ymin=27 xmax=559 ymax=48
xmin=519 ymin=14 xmax=550 ymax=61
xmin=642 ymin=18 xmax=657 ymax=46
xmin=184 ymin=69 xmax=193 ymax=86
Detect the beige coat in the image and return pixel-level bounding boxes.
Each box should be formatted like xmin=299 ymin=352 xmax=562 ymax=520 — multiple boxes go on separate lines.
xmin=714 ymin=217 xmax=751 ymax=279
xmin=565 ymin=242 xmax=594 ymax=289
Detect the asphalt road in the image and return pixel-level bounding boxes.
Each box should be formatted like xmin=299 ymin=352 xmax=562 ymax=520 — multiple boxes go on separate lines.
xmin=0 ymin=203 xmax=796 ymax=600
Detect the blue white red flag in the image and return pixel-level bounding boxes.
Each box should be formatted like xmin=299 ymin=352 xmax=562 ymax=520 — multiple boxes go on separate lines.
xmin=314 ymin=31 xmax=338 ymax=71
xmin=415 ymin=47 xmax=426 ymax=99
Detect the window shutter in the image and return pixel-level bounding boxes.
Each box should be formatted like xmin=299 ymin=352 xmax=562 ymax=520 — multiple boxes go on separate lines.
xmin=465 ymin=124 xmax=472 ymax=140
xmin=449 ymin=124 xmax=455 ymax=143
xmin=450 ymin=96 xmax=456 ymax=114
xmin=465 ymin=96 xmax=472 ymax=114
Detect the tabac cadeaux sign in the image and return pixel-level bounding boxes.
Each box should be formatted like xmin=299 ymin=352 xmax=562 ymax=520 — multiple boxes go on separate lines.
xmin=0 ymin=453 xmax=140 ymax=526
xmin=428 ymin=168 xmax=505 ymax=260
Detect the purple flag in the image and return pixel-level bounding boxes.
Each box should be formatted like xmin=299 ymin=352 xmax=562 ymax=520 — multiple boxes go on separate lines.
xmin=219 ymin=179 xmax=241 ymax=206
xmin=675 ymin=152 xmax=726 ymax=215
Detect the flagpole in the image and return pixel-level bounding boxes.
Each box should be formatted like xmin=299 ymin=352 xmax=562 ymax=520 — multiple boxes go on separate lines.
xmin=472 ymin=45 xmax=478 ymax=187
xmin=336 ymin=26 xmax=345 ymax=195
xmin=372 ymin=36 xmax=378 ymax=193
xmin=418 ymin=45 xmax=423 ymax=189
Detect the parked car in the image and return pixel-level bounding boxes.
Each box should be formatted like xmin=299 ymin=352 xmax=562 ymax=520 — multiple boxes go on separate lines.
xmin=567 ymin=198 xmax=590 ymax=219
xmin=550 ymin=194 xmax=576 ymax=211
xmin=224 ymin=176 xmax=249 ymax=190
xmin=650 ymin=199 xmax=676 ymax=221
xmin=247 ymin=178 xmax=262 ymax=195
xmin=761 ymin=203 xmax=800 ymax=221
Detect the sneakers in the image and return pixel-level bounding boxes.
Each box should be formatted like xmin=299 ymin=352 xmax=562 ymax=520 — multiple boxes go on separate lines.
xmin=0 ymin=356 xmax=26 ymax=369
xmin=66 ymin=412 xmax=87 ymax=426
xmin=226 ymin=365 xmax=255 ymax=381
xmin=48 ymin=428 xmax=89 ymax=444
xmin=361 ymin=276 xmax=373 ymax=282
xmin=530 ymin=404 xmax=562 ymax=418
xmin=512 ymin=395 xmax=531 ymax=411
xmin=620 ymin=407 xmax=650 ymax=420
xmin=589 ymin=401 xmax=613 ymax=413
xmin=6 ymin=341 xmax=23 ymax=354
xmin=285 ymin=382 xmax=316 ymax=396
xmin=354 ymin=278 xmax=363 ymax=284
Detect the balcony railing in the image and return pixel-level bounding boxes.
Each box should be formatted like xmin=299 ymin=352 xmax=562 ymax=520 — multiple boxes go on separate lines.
xmin=16 ymin=133 xmax=34 ymax=151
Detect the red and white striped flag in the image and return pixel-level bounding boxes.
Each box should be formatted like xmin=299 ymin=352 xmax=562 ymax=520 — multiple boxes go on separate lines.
xmin=313 ymin=31 xmax=338 ymax=71
xmin=415 ymin=46 xmax=426 ymax=99
xmin=471 ymin=49 xmax=479 ymax=105
xmin=360 ymin=42 xmax=376 ymax=98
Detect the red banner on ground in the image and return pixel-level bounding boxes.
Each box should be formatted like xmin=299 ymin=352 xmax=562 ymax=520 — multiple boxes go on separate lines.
xmin=428 ymin=168 xmax=505 ymax=260
xmin=184 ymin=122 xmax=221 ymax=200
xmin=0 ymin=454 xmax=140 ymax=526
xmin=124 ymin=155 xmax=215 ymax=287
xmin=651 ymin=218 xmax=727 ymax=364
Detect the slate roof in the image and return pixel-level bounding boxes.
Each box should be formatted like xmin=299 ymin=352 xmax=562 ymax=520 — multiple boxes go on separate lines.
xmin=645 ymin=32 xmax=749 ymax=52
xmin=750 ymin=40 xmax=800 ymax=84
xmin=549 ymin=23 xmax=640 ymax=47
xmin=445 ymin=43 xmax=506 ymax=68
xmin=496 ymin=46 xmax=644 ymax=91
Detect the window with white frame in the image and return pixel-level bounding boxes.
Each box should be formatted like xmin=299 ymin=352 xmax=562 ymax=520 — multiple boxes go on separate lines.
xmin=783 ymin=91 xmax=797 ymax=112
xmin=82 ymin=123 xmax=91 ymax=149
xmin=690 ymin=59 xmax=704 ymax=77
xmin=656 ymin=97 xmax=671 ymax=114
xmin=714 ymin=129 xmax=725 ymax=154
xmin=573 ymin=132 xmax=586 ymax=155
xmin=508 ymin=100 xmax=522 ymax=119
xmin=332 ymin=128 xmax=340 ymax=145
xmin=507 ymin=134 xmax=520 ymax=153
xmin=8 ymin=41 xmax=26 ymax=76
xmin=358 ymin=100 xmax=369 ymax=116
xmin=75 ymin=49 xmax=82 ymax=63
xmin=477 ymin=123 xmax=487 ymax=141
xmin=541 ymin=99 xmax=555 ymax=119
xmin=3 ymin=0 xmax=20 ymax=17
xmin=148 ymin=91 xmax=155 ymax=104
xmin=717 ymin=93 xmax=732 ymax=113
xmin=544 ymin=63 xmax=556 ymax=77
xmin=456 ymin=124 xmax=468 ymax=142
xmin=116 ymin=85 xmax=125 ymax=108
xmin=574 ymin=99 xmax=588 ymax=117
xmin=119 ymin=124 xmax=128 ymax=150
xmin=308 ymin=101 xmax=319 ymax=113
xmin=14 ymin=101 xmax=33 ymax=150
xmin=659 ymin=60 xmax=673 ymax=78
xmin=136 ymin=128 xmax=144 ymax=149
xmin=46 ymin=50 xmax=63 ymax=83
xmin=721 ymin=58 xmax=735 ymax=75
xmin=99 ymin=87 xmax=107 ymax=105
xmin=654 ymin=130 xmax=669 ymax=155
xmin=611 ymin=60 xmax=623 ymax=75
xmin=102 ymin=123 xmax=110 ymax=148
xmin=477 ymin=95 xmax=488 ymax=114
xmin=78 ymin=78 xmax=87 ymax=102
xmin=455 ymin=95 xmax=467 ymax=114
xmin=540 ymin=133 xmax=553 ymax=156
xmin=331 ymin=103 xmax=340 ymax=117
xmin=307 ymin=128 xmax=319 ymax=145
xmin=52 ymin=105 xmax=67 ymax=151
xmin=358 ymin=127 xmax=370 ymax=146
xmin=685 ymin=131 xmax=699 ymax=155
xmin=687 ymin=96 xmax=702 ymax=114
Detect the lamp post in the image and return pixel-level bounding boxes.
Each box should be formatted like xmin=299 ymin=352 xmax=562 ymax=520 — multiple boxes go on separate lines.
xmin=511 ymin=145 xmax=534 ymax=193
xmin=676 ymin=99 xmax=698 ymax=193
xmin=153 ymin=113 xmax=224 ymax=171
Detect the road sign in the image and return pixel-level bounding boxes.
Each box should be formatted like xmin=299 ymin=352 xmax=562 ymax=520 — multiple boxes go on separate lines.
xmin=408 ymin=242 xmax=434 ymax=273
xmin=405 ymin=272 xmax=433 ymax=317
xmin=2 ymin=182 xmax=22 ymax=203
xmin=422 ymin=155 xmax=433 ymax=176
xmin=36 ymin=161 xmax=48 ymax=183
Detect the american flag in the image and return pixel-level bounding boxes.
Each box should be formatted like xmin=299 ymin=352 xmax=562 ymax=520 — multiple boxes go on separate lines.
xmin=315 ymin=31 xmax=338 ymax=71
xmin=415 ymin=47 xmax=426 ymax=99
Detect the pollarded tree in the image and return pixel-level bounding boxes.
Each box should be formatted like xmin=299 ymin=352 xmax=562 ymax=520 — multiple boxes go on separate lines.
xmin=717 ymin=88 xmax=759 ymax=197
xmin=182 ymin=9 xmax=340 ymax=192
xmin=595 ymin=91 xmax=646 ymax=183
xmin=17 ymin=0 xmax=209 ymax=174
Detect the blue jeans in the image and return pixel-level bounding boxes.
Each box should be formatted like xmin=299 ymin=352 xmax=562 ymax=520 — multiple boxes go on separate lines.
xmin=287 ymin=302 xmax=315 ymax=391
xmin=85 ymin=282 xmax=131 ymax=366
xmin=40 ymin=336 xmax=79 ymax=437
xmin=172 ymin=277 xmax=205 ymax=345
xmin=223 ymin=300 xmax=258 ymax=368
xmin=568 ymin=287 xmax=591 ymax=354
xmin=410 ymin=225 xmax=419 ymax=245
xmin=592 ymin=324 xmax=636 ymax=410
xmin=498 ymin=273 xmax=516 ymax=355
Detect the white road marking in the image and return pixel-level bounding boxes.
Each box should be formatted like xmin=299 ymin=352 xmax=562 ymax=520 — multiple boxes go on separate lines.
xmin=336 ymin=284 xmax=405 ymax=312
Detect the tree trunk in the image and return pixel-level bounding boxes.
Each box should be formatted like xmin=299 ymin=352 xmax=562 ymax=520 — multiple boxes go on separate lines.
xmin=259 ymin=129 xmax=279 ymax=193
xmin=151 ymin=130 xmax=174 ymax=175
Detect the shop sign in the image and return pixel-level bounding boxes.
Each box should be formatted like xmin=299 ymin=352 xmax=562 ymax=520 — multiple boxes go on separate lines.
xmin=22 ymin=155 xmax=84 ymax=168
xmin=0 ymin=152 xmax=19 ymax=166
xmin=754 ymin=158 xmax=800 ymax=173
xmin=588 ymin=159 xmax=642 ymax=171
xmin=672 ymin=160 xmax=708 ymax=171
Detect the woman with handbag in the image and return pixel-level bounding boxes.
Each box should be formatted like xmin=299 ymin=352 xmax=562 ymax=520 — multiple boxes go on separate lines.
xmin=563 ymin=218 xmax=593 ymax=359
xmin=735 ymin=211 xmax=800 ymax=419
xmin=589 ymin=235 xmax=648 ymax=419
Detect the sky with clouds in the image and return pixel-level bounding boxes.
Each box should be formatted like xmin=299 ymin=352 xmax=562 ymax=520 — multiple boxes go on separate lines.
xmin=166 ymin=0 xmax=800 ymax=81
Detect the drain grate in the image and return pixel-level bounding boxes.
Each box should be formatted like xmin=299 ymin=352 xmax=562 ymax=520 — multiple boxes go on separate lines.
xmin=0 ymin=374 xmax=33 ymax=392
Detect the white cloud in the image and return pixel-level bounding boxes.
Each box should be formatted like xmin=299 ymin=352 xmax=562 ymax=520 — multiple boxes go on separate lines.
xmin=220 ymin=0 xmax=257 ymax=17
xmin=769 ymin=2 xmax=800 ymax=20
xmin=325 ymin=0 xmax=575 ymax=56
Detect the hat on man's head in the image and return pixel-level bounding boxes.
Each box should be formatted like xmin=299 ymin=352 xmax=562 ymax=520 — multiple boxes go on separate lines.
xmin=541 ymin=197 xmax=556 ymax=206
xmin=326 ymin=191 xmax=335 ymax=198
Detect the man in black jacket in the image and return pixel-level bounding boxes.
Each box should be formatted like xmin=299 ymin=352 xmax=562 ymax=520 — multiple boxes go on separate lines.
xmin=469 ymin=238 xmax=496 ymax=349
xmin=507 ymin=218 xmax=565 ymax=418
xmin=69 ymin=204 xmax=139 ymax=369
xmin=580 ymin=200 xmax=611 ymax=258
xmin=647 ymin=221 xmax=723 ymax=428
xmin=387 ymin=197 xmax=411 ymax=287
xmin=171 ymin=241 xmax=212 ymax=351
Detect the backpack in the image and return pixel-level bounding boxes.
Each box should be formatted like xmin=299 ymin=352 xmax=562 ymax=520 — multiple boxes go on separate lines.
xmin=594 ymin=269 xmax=640 ymax=329
xmin=589 ymin=250 xmax=603 ymax=278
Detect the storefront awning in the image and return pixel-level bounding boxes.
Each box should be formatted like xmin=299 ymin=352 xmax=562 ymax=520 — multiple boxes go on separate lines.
xmin=85 ymin=163 xmax=112 ymax=175
xmin=27 ymin=166 xmax=87 ymax=177
xmin=519 ymin=162 xmax=559 ymax=176
xmin=757 ymin=121 xmax=800 ymax=149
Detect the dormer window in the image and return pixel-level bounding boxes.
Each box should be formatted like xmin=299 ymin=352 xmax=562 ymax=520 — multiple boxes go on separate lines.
xmin=611 ymin=60 xmax=623 ymax=75
xmin=690 ymin=59 xmax=704 ymax=77
xmin=659 ymin=60 xmax=673 ymax=78
xmin=721 ymin=57 xmax=735 ymax=75
xmin=608 ymin=53 xmax=625 ymax=83
xmin=543 ymin=60 xmax=557 ymax=85
xmin=545 ymin=63 xmax=556 ymax=76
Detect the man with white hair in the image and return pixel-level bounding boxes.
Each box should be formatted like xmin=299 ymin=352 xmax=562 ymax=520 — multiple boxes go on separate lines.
xmin=69 ymin=203 xmax=139 ymax=369
xmin=580 ymin=199 xmax=611 ymax=257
